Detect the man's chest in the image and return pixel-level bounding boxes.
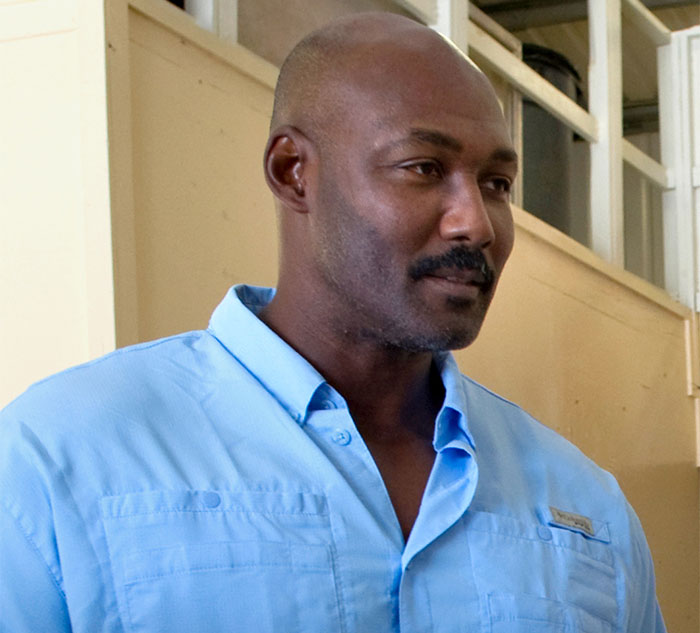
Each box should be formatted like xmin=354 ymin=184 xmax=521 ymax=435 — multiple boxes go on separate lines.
xmin=79 ymin=405 xmax=618 ymax=633
xmin=96 ymin=485 xmax=617 ymax=633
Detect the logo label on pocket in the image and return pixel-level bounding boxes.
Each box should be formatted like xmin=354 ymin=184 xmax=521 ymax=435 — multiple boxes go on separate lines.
xmin=549 ymin=506 xmax=594 ymax=536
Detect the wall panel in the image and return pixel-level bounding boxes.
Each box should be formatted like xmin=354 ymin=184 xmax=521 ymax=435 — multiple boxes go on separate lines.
xmin=0 ymin=0 xmax=113 ymax=407
xmin=126 ymin=6 xmax=279 ymax=341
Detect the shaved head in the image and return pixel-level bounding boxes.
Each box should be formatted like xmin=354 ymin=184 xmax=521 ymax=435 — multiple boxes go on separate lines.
xmin=270 ymin=13 xmax=493 ymax=147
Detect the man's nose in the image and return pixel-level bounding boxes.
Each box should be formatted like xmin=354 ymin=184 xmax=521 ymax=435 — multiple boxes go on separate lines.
xmin=438 ymin=180 xmax=496 ymax=248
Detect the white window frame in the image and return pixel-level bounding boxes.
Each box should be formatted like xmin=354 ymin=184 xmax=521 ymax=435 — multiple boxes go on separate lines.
xmin=659 ymin=25 xmax=700 ymax=308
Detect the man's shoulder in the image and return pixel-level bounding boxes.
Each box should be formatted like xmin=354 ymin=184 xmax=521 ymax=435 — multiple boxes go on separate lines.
xmin=459 ymin=373 xmax=581 ymax=445
xmin=457 ymin=372 xmax=619 ymax=493
xmin=0 ymin=329 xmax=216 ymax=432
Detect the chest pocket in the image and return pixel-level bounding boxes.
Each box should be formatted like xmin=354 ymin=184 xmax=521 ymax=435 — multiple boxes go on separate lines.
xmin=101 ymin=490 xmax=342 ymax=633
xmin=465 ymin=511 xmax=616 ymax=633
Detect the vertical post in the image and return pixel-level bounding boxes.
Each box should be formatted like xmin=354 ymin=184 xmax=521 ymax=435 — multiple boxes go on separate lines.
xmin=638 ymin=178 xmax=652 ymax=280
xmin=658 ymin=42 xmax=681 ymax=301
xmin=693 ymin=33 xmax=700 ymax=307
xmin=218 ymin=0 xmax=237 ymax=43
xmin=659 ymin=29 xmax=698 ymax=308
xmin=508 ymin=68 xmax=524 ymax=209
xmin=184 ymin=0 xmax=217 ymax=33
xmin=587 ymin=0 xmax=624 ymax=266
xmin=105 ymin=0 xmax=140 ymax=347
xmin=433 ymin=0 xmax=469 ymax=53
xmin=78 ymin=0 xmax=116 ymax=358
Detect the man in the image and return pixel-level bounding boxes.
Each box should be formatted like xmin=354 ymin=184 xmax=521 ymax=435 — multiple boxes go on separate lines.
xmin=0 ymin=12 xmax=665 ymax=632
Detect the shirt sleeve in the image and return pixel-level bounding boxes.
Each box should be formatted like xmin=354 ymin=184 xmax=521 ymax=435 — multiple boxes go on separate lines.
xmin=0 ymin=403 xmax=73 ymax=633
xmin=0 ymin=503 xmax=71 ymax=632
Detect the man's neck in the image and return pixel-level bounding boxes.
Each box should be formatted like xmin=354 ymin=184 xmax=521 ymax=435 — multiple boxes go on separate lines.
xmin=259 ymin=285 xmax=447 ymax=540
xmin=258 ymin=290 xmax=445 ymax=439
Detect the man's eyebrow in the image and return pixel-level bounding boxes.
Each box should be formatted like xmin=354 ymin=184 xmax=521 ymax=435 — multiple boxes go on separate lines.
xmin=489 ymin=147 xmax=519 ymax=166
xmin=383 ymin=128 xmax=519 ymax=166
xmin=407 ymin=128 xmax=463 ymax=152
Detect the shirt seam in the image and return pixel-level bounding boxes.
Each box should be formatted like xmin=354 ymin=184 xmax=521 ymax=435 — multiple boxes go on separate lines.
xmin=467 ymin=525 xmax=614 ymax=568
xmin=19 ymin=331 xmax=207 ymax=394
xmin=1 ymin=497 xmax=67 ymax=601
xmin=326 ymin=504 xmax=349 ymax=633
xmin=613 ymin=538 xmax=624 ymax=633
xmin=123 ymin=561 xmax=334 ymax=584
xmin=103 ymin=508 xmax=329 ymax=519
xmin=460 ymin=373 xmax=529 ymax=412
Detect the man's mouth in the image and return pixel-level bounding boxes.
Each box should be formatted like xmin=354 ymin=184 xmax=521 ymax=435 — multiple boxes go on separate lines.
xmin=408 ymin=246 xmax=494 ymax=292
xmin=425 ymin=268 xmax=488 ymax=286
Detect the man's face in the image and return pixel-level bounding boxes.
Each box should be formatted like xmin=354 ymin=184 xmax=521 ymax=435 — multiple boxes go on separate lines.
xmin=305 ymin=45 xmax=517 ymax=353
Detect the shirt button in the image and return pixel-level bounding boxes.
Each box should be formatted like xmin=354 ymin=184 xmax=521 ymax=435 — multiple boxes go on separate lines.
xmin=331 ymin=429 xmax=352 ymax=445
xmin=320 ymin=400 xmax=337 ymax=410
xmin=203 ymin=491 xmax=221 ymax=508
xmin=537 ymin=526 xmax=553 ymax=541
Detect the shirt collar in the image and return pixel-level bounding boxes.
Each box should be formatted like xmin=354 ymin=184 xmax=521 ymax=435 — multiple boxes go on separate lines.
xmin=208 ymin=284 xmax=476 ymax=450
xmin=433 ymin=353 xmax=477 ymax=453
xmin=207 ymin=285 xmax=327 ymax=425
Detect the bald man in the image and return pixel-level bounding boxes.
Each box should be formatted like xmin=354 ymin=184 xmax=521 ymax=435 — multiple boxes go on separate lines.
xmin=0 ymin=13 xmax=665 ymax=633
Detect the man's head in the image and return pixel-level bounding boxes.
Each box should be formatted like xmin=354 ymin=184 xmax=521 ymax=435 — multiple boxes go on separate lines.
xmin=264 ymin=12 xmax=517 ymax=353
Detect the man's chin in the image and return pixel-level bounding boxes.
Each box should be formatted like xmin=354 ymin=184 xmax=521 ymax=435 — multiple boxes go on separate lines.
xmin=379 ymin=320 xmax=485 ymax=354
xmin=431 ymin=327 xmax=483 ymax=352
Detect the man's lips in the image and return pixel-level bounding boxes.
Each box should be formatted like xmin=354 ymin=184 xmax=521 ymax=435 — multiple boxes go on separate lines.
xmin=423 ymin=268 xmax=488 ymax=286
xmin=420 ymin=272 xmax=487 ymax=300
xmin=408 ymin=245 xmax=495 ymax=291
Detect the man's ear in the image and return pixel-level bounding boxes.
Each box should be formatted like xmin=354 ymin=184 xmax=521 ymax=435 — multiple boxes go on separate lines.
xmin=264 ymin=126 xmax=315 ymax=213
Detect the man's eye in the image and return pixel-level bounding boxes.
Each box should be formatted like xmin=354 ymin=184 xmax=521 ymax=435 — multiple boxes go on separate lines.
xmin=401 ymin=161 xmax=443 ymax=178
xmin=482 ymin=178 xmax=512 ymax=195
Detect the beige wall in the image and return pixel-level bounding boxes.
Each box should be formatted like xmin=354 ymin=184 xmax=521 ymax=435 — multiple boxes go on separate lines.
xmin=237 ymin=0 xmax=415 ymax=67
xmin=128 ymin=8 xmax=279 ymax=341
xmin=107 ymin=0 xmax=282 ymax=345
xmin=0 ymin=0 xmax=114 ymax=407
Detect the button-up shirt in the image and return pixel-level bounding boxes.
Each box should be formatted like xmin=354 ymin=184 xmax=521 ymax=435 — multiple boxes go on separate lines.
xmin=0 ymin=285 xmax=665 ymax=632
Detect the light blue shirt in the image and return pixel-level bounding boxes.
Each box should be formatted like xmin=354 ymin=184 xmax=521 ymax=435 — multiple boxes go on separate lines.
xmin=0 ymin=285 xmax=665 ymax=632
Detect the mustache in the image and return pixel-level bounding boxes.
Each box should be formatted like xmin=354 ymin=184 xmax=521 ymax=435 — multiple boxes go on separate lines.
xmin=408 ymin=246 xmax=494 ymax=287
